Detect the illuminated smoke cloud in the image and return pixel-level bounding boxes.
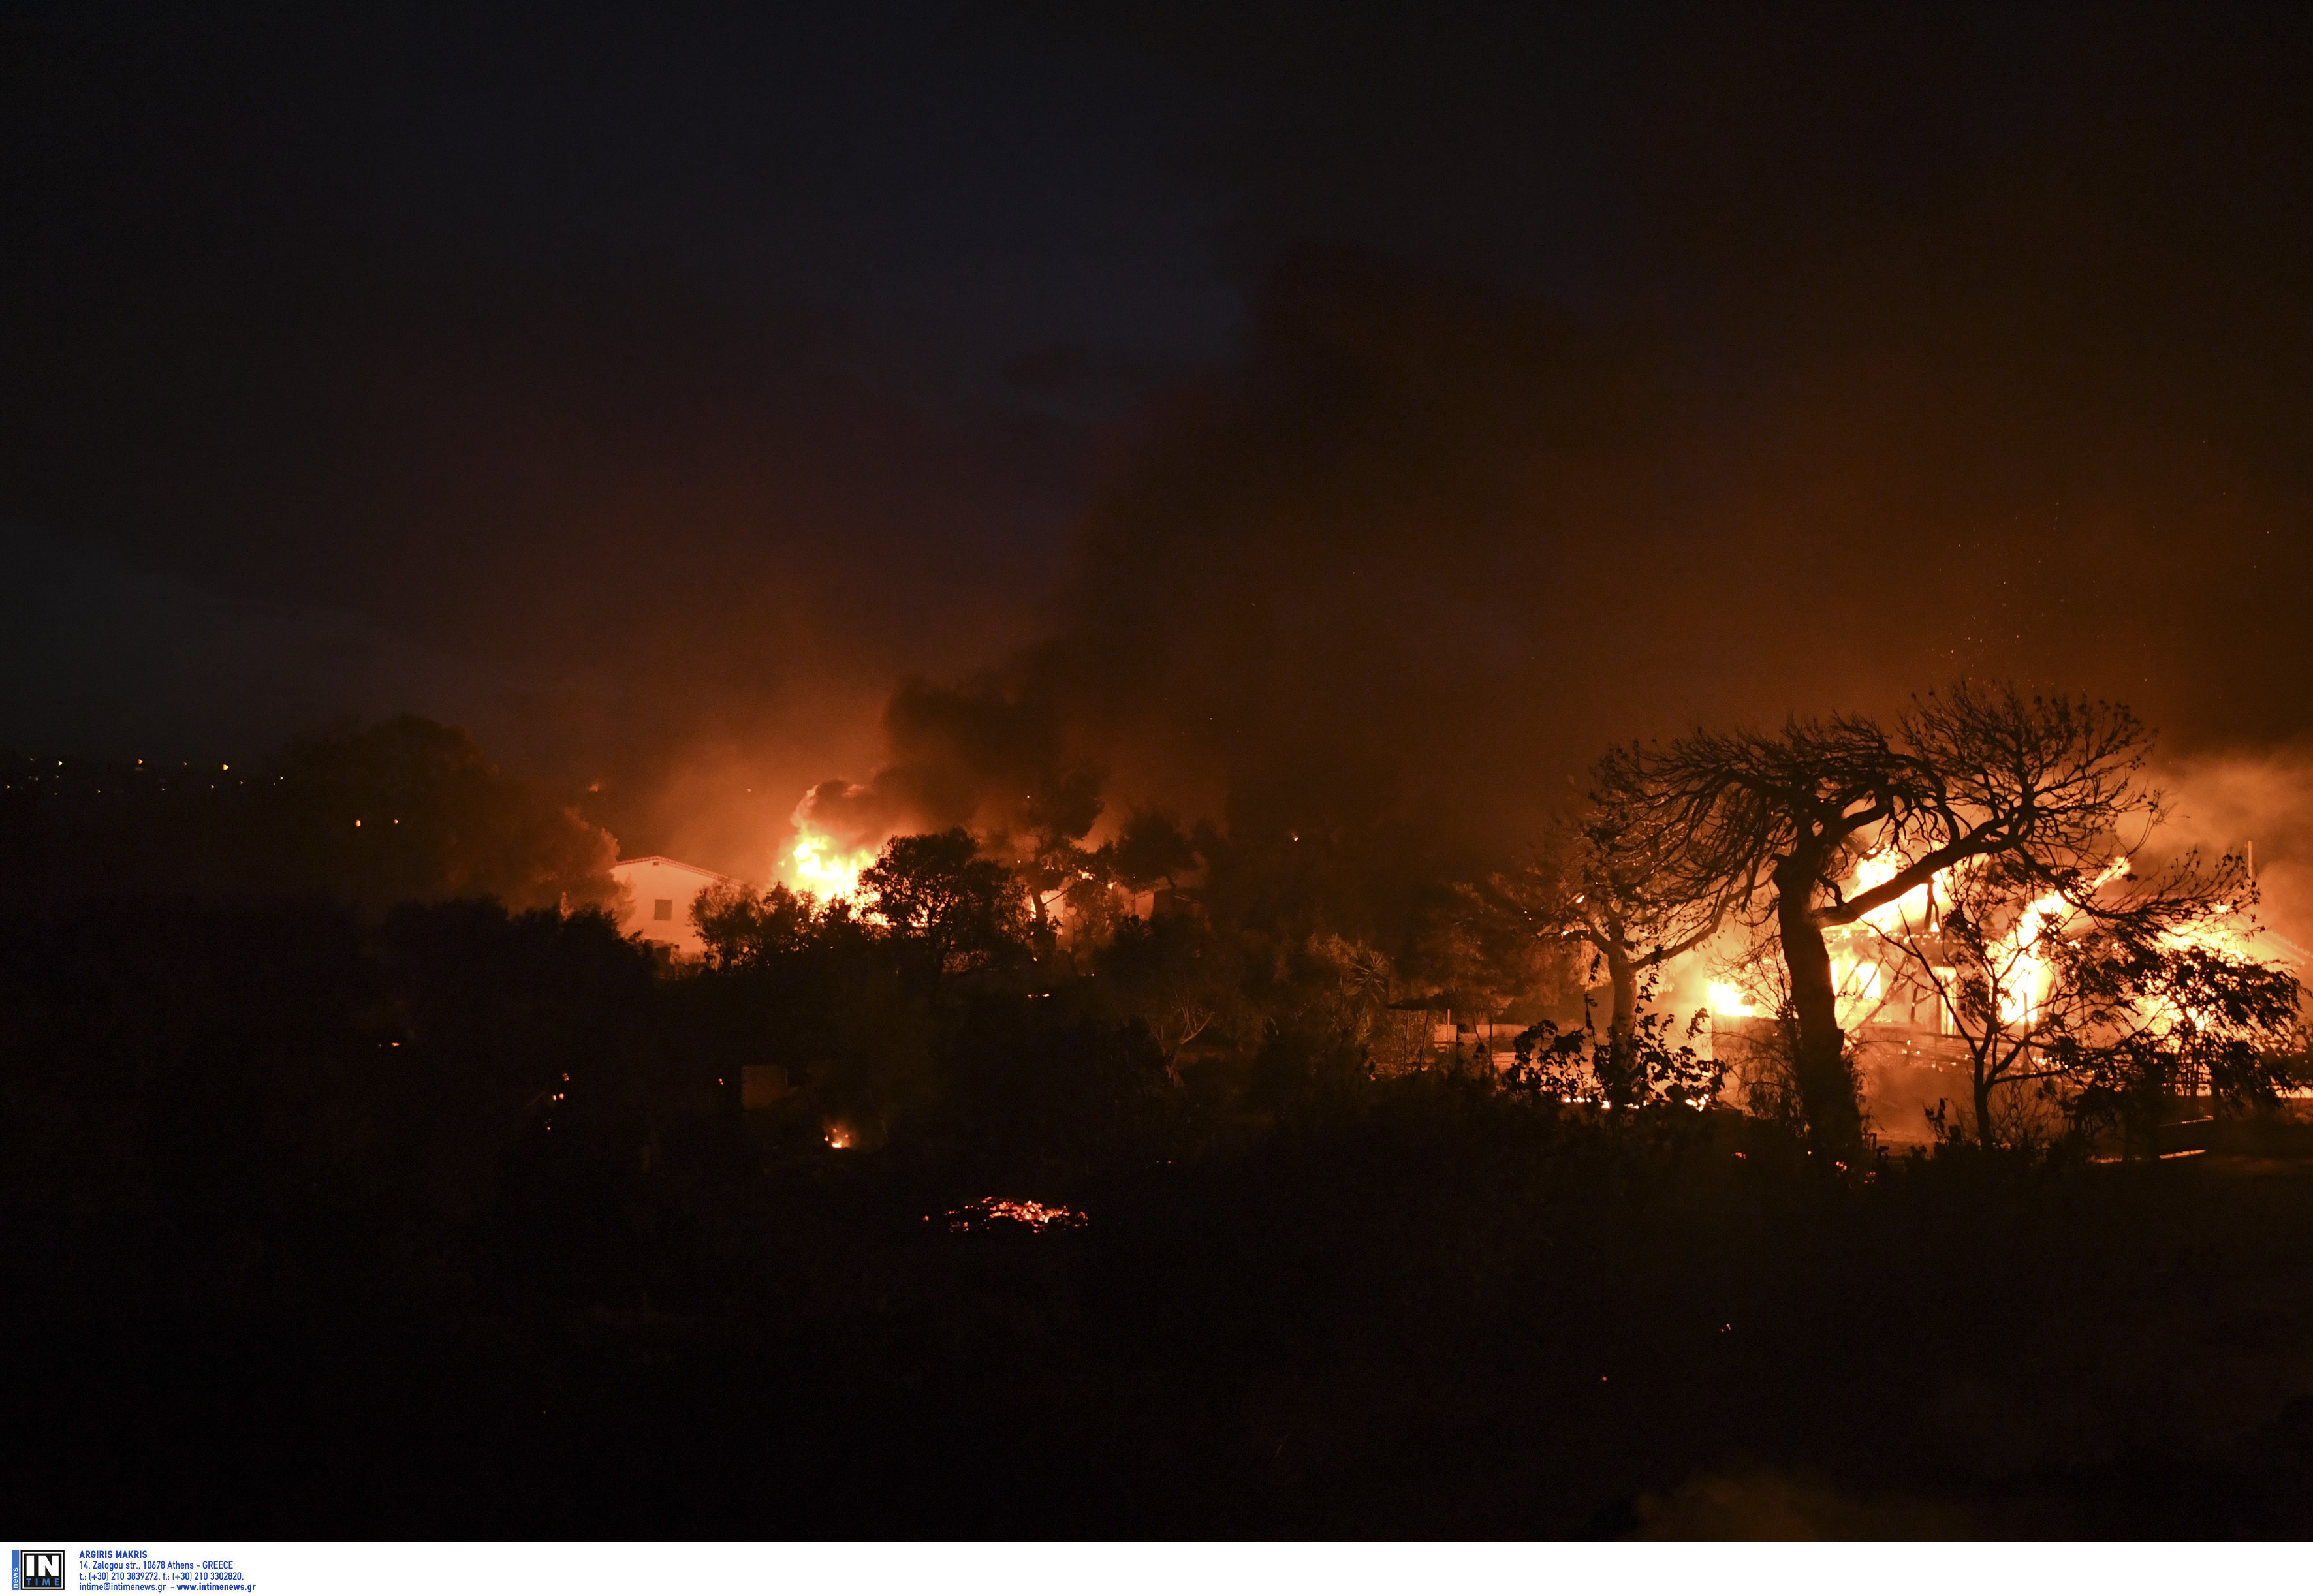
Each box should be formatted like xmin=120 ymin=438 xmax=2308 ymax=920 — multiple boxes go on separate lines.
xmin=2159 ymin=745 xmax=2313 ymax=952
xmin=785 ymin=674 xmax=1109 ymax=890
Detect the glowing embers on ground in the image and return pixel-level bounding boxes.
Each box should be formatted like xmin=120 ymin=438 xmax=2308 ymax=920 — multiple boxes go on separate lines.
xmin=943 ymin=1197 xmax=1088 ymax=1234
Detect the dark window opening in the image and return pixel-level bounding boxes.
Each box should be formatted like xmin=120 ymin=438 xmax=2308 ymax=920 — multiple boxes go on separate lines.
xmin=653 ymin=898 xmax=674 ymax=921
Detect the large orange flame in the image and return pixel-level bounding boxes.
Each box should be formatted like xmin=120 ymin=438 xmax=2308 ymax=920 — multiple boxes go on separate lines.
xmin=779 ymin=790 xmax=883 ymax=903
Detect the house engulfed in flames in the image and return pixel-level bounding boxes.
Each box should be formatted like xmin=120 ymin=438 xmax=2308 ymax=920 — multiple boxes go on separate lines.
xmin=1701 ymin=849 xmax=2306 ymax=1144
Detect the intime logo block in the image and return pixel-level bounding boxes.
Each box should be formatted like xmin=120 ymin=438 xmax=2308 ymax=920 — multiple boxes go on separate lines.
xmin=12 ymin=1550 xmax=65 ymax=1591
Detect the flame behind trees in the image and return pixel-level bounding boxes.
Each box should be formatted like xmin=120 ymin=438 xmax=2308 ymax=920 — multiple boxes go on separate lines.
xmin=2052 ymin=904 xmax=2305 ymax=1157
xmin=1487 ymin=805 xmax=1739 ymax=1106
xmin=1863 ymin=847 xmax=2302 ymax=1153
xmin=1505 ymin=963 xmax=1720 ymax=1111
xmin=858 ymin=828 xmax=1033 ymax=982
xmin=1593 ymin=685 xmax=2171 ymax=1156
xmin=699 ymin=826 xmax=1033 ymax=983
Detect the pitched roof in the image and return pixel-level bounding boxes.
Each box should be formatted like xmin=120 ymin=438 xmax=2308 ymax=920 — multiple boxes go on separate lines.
xmin=612 ymin=855 xmax=734 ymax=884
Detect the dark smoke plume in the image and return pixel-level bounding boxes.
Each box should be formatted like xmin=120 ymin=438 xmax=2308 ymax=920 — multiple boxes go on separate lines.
xmin=796 ymin=672 xmax=1107 ymax=857
xmin=825 ymin=220 xmax=2313 ymax=941
xmin=810 ymin=7 xmax=2313 ymax=943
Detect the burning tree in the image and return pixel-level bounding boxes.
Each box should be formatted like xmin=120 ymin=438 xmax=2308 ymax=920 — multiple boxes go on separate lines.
xmin=1596 ymin=684 xmax=2159 ymax=1155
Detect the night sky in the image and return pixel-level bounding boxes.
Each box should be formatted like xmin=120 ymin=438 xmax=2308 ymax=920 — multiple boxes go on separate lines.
xmin=7 ymin=3 xmax=2311 ymax=892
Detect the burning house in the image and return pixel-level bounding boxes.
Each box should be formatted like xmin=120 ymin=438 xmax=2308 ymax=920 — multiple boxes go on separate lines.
xmin=1705 ymin=847 xmax=2307 ymax=1146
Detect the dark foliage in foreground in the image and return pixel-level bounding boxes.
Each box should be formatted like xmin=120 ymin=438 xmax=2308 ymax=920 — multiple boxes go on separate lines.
xmin=10 ymin=892 xmax=2313 ymax=1537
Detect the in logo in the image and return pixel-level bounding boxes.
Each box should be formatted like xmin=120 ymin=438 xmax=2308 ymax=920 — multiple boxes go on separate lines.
xmin=12 ymin=1550 xmax=65 ymax=1591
